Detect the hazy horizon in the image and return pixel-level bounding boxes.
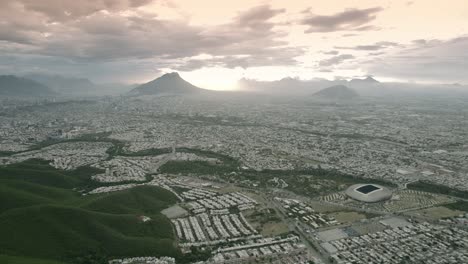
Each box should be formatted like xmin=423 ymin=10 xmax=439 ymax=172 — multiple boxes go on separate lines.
xmin=2 ymin=2 xmax=468 ymax=264
xmin=1 ymin=0 xmax=467 ymax=90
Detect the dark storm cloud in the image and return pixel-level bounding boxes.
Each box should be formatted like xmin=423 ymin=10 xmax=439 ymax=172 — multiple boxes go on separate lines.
xmin=367 ymin=36 xmax=468 ymax=83
xmin=300 ymin=7 xmax=383 ymax=33
xmin=335 ymin=41 xmax=400 ymax=51
xmin=318 ymin=54 xmax=355 ymax=67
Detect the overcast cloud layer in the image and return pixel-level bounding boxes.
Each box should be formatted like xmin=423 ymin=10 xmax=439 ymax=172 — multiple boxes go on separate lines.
xmin=0 ymin=0 xmax=467 ymax=86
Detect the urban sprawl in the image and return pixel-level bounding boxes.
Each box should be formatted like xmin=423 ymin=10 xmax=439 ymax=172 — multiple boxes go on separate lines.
xmin=1 ymin=95 xmax=467 ymax=264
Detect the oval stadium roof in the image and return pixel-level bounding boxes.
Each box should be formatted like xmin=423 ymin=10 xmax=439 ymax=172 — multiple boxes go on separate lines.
xmin=345 ymin=183 xmax=392 ymax=203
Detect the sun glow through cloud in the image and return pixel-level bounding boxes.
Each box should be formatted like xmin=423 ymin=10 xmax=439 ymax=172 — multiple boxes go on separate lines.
xmin=0 ymin=0 xmax=467 ymax=85
xmin=181 ymin=67 xmax=245 ymax=91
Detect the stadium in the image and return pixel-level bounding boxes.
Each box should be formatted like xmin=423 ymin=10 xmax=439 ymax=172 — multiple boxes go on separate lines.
xmin=345 ymin=184 xmax=392 ymax=203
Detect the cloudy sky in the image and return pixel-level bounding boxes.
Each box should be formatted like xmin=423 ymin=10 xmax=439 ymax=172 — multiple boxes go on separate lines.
xmin=1 ymin=0 xmax=467 ymax=90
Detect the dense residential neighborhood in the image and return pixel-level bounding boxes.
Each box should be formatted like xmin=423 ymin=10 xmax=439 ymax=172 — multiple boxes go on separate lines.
xmin=1 ymin=94 xmax=468 ymax=264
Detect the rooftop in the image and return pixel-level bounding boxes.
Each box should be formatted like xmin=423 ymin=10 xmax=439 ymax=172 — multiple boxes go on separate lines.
xmin=355 ymin=184 xmax=381 ymax=194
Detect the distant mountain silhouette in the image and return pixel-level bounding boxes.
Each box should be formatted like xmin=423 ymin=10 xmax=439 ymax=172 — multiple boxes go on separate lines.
xmin=0 ymin=75 xmax=55 ymax=96
xmin=349 ymin=76 xmax=380 ymax=85
xmin=25 ymin=73 xmax=136 ymax=96
xmin=237 ymin=77 xmax=328 ymax=95
xmin=25 ymin=73 xmax=96 ymax=95
xmin=129 ymin=72 xmax=204 ymax=96
xmin=313 ymin=85 xmax=359 ymax=99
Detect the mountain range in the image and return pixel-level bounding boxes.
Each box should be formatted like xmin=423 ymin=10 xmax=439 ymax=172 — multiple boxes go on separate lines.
xmin=1 ymin=72 xmax=467 ymax=98
xmin=237 ymin=76 xmax=380 ymax=96
xmin=25 ymin=74 xmax=96 ymax=95
xmin=25 ymin=74 xmax=134 ymax=96
xmin=1 ymin=73 xmax=203 ymax=98
xmin=0 ymin=75 xmax=55 ymax=96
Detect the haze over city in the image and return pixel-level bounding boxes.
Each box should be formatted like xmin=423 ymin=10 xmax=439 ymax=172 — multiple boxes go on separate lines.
xmin=1 ymin=1 xmax=468 ymax=264
xmin=1 ymin=0 xmax=468 ymax=90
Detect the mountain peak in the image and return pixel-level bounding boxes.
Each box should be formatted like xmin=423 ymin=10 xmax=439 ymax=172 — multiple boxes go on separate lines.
xmin=313 ymin=84 xmax=359 ymax=99
xmin=364 ymin=76 xmax=379 ymax=83
xmin=160 ymin=72 xmax=180 ymax=78
xmin=129 ymin=72 xmax=203 ymax=96
xmin=350 ymin=76 xmax=380 ymax=84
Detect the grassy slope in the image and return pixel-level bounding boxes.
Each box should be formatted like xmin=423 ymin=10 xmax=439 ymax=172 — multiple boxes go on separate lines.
xmin=0 ymin=254 xmax=64 ymax=264
xmin=0 ymin=205 xmax=178 ymax=259
xmin=79 ymin=185 xmax=178 ymax=215
xmin=0 ymin=179 xmax=75 ymax=213
xmin=0 ymin=160 xmax=83 ymax=189
xmin=0 ymin=160 xmax=179 ymax=263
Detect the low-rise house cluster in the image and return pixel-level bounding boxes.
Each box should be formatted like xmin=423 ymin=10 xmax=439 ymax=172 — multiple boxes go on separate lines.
xmin=206 ymin=235 xmax=312 ymax=264
xmin=171 ymin=212 xmax=257 ymax=244
xmin=276 ymin=197 xmax=339 ymax=228
xmin=108 ymin=256 xmax=176 ymax=264
xmin=91 ymin=156 xmax=166 ymax=182
xmin=325 ymin=222 xmax=468 ymax=264
xmin=186 ymin=192 xmax=258 ymax=214
xmin=439 ymin=212 xmax=468 ymax=226
xmin=2 ymin=141 xmax=111 ymax=169
xmin=180 ymin=188 xmax=217 ymax=200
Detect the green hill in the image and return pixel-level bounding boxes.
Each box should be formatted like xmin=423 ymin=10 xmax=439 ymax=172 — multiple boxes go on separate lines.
xmin=0 ymin=254 xmax=64 ymax=264
xmin=0 ymin=159 xmax=95 ymax=189
xmin=0 ymin=180 xmax=75 ymax=213
xmin=0 ymin=159 xmax=180 ymax=263
xmin=0 ymin=205 xmax=178 ymax=260
xmin=79 ymin=185 xmax=179 ymax=215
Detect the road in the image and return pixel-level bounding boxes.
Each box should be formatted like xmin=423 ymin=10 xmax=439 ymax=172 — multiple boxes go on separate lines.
xmin=260 ymin=193 xmax=330 ymax=264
